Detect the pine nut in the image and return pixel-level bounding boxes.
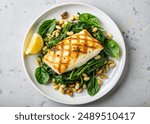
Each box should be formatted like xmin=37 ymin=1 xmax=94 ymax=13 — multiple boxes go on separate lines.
xmin=52 ymin=31 xmax=56 ymax=36
xmin=75 ymin=82 xmax=80 ymax=90
xmin=109 ymin=63 xmax=116 ymax=68
xmin=102 ymin=68 xmax=107 ymax=73
xmin=66 ymin=89 xmax=71 ymax=94
xmin=42 ymin=46 xmax=47 ymax=51
xmin=84 ymin=76 xmax=90 ymax=81
xmin=60 ymin=88 xmax=65 ymax=94
xmin=82 ymin=73 xmax=87 ymax=77
xmin=61 ymin=24 xmax=65 ymax=28
xmin=96 ymin=69 xmax=103 ymax=75
xmin=69 ymin=84 xmax=75 ymax=88
xmin=60 ymin=84 xmax=66 ymax=89
xmin=67 ymin=31 xmax=73 ymax=36
xmin=94 ymin=55 xmax=101 ymax=60
xmin=75 ymin=15 xmax=79 ymax=20
xmin=69 ymin=15 xmax=75 ymax=21
xmin=107 ymin=32 xmax=113 ymax=39
xmin=47 ymin=35 xmax=52 ymax=39
xmin=59 ymin=20 xmax=64 ymax=25
xmin=55 ymin=31 xmax=59 ymax=37
xmin=77 ymin=88 xmax=83 ymax=93
xmin=105 ymin=64 xmax=109 ymax=72
xmin=82 ymin=84 xmax=87 ymax=89
xmin=92 ymin=27 xmax=98 ymax=32
xmin=72 ymin=88 xmax=76 ymax=93
xmin=68 ymin=92 xmax=73 ymax=97
xmin=54 ymin=85 xmax=59 ymax=90
xmin=56 ymin=25 xmax=61 ymax=30
xmin=100 ymin=74 xmax=108 ymax=79
xmin=107 ymin=60 xmax=115 ymax=64
xmin=98 ymin=79 xmax=103 ymax=85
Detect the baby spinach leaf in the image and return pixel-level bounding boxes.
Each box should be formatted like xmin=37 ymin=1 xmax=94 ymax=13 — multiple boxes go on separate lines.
xmin=79 ymin=13 xmax=101 ymax=27
xmin=104 ymin=40 xmax=121 ymax=59
xmin=87 ymin=73 xmax=100 ymax=96
xmin=38 ymin=19 xmax=56 ymax=37
xmin=35 ymin=67 xmax=50 ymax=84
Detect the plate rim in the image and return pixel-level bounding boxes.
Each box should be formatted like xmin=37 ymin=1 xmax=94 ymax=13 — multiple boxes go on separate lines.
xmin=22 ymin=2 xmax=126 ymax=105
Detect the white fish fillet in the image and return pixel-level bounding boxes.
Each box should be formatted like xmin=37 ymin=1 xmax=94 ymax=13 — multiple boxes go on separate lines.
xmin=43 ymin=29 xmax=103 ymax=74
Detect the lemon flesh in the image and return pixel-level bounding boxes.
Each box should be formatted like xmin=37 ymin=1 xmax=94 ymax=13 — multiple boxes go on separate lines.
xmin=25 ymin=33 xmax=43 ymax=55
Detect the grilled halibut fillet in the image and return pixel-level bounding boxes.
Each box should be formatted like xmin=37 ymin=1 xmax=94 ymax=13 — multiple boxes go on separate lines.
xmin=43 ymin=29 xmax=103 ymax=74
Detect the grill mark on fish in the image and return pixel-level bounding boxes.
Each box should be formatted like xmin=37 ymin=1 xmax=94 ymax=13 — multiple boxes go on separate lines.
xmin=43 ymin=29 xmax=103 ymax=74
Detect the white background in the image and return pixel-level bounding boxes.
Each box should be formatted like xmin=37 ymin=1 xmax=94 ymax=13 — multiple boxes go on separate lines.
xmin=0 ymin=107 xmax=150 ymax=123
xmin=0 ymin=0 xmax=150 ymax=106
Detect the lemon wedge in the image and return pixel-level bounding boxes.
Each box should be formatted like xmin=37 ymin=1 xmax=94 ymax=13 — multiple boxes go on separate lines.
xmin=25 ymin=33 xmax=43 ymax=55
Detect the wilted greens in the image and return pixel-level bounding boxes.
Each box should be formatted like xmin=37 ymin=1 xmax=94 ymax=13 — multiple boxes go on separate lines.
xmin=35 ymin=13 xmax=121 ymax=96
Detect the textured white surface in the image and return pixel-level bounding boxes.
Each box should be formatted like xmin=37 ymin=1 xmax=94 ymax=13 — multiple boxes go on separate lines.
xmin=0 ymin=0 xmax=150 ymax=107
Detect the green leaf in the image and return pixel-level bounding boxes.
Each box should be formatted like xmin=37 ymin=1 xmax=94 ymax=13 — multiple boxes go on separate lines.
xmin=38 ymin=19 xmax=56 ymax=37
xmin=87 ymin=73 xmax=100 ymax=96
xmin=104 ymin=40 xmax=121 ymax=59
xmin=79 ymin=13 xmax=101 ymax=27
xmin=35 ymin=67 xmax=50 ymax=84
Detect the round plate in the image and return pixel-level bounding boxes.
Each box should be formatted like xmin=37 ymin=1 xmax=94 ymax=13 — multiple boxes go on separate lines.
xmin=22 ymin=2 xmax=126 ymax=105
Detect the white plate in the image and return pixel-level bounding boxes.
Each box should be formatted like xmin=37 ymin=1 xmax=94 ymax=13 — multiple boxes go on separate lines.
xmin=22 ymin=2 xmax=126 ymax=105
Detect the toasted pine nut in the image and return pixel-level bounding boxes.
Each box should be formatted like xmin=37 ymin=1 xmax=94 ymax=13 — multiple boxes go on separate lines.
xmin=69 ymin=84 xmax=75 ymax=88
xmin=75 ymin=15 xmax=79 ymax=20
xmin=60 ymin=88 xmax=65 ymax=94
xmin=69 ymin=92 xmax=73 ymax=97
xmin=75 ymin=82 xmax=80 ymax=90
xmin=109 ymin=63 xmax=116 ymax=68
xmin=59 ymin=20 xmax=64 ymax=25
xmin=96 ymin=69 xmax=103 ymax=75
xmin=92 ymin=27 xmax=98 ymax=32
xmin=42 ymin=46 xmax=47 ymax=51
xmin=66 ymin=89 xmax=71 ymax=94
xmin=69 ymin=15 xmax=75 ymax=21
xmin=82 ymin=84 xmax=87 ymax=89
xmin=107 ymin=60 xmax=115 ymax=64
xmin=77 ymin=88 xmax=83 ymax=93
xmin=47 ymin=35 xmax=52 ymax=39
xmin=98 ymin=79 xmax=103 ymax=85
xmin=105 ymin=64 xmax=109 ymax=72
xmin=84 ymin=77 xmax=90 ymax=81
xmin=55 ymin=31 xmax=59 ymax=37
xmin=94 ymin=55 xmax=101 ymax=60
xmin=102 ymin=68 xmax=107 ymax=73
xmin=56 ymin=25 xmax=61 ymax=30
xmin=72 ymin=88 xmax=76 ymax=93
xmin=35 ymin=59 xmax=40 ymax=66
xmin=54 ymin=85 xmax=59 ymax=90
xmin=100 ymin=74 xmax=108 ymax=79
xmin=61 ymin=24 xmax=65 ymax=28
xmin=60 ymin=84 xmax=66 ymax=89
xmin=107 ymin=32 xmax=113 ymax=39
xmin=67 ymin=31 xmax=73 ymax=36
xmin=82 ymin=73 xmax=87 ymax=77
